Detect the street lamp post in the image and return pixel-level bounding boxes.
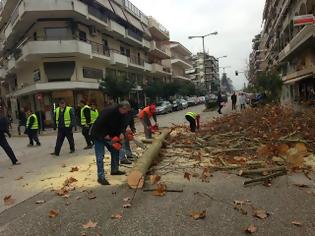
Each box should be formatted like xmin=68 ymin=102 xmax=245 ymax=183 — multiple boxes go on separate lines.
xmin=188 ymin=32 xmax=218 ymax=93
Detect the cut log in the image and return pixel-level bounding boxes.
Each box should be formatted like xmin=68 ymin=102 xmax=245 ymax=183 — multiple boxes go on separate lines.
xmin=128 ymin=130 xmax=170 ymax=189
xmin=239 ymin=166 xmax=287 ymax=176
xmin=243 ymin=171 xmax=287 ymax=186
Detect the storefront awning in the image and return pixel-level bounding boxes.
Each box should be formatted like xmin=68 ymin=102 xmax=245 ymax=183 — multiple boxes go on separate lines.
xmin=284 ymin=73 xmax=313 ymax=84
xmin=8 ymin=82 xmax=99 ymax=97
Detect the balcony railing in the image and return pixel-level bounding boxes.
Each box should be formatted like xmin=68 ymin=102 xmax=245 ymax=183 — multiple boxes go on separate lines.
xmin=88 ymin=5 xmax=108 ymax=23
xmin=90 ymin=41 xmax=110 ymax=57
xmin=129 ymin=55 xmax=144 ymax=66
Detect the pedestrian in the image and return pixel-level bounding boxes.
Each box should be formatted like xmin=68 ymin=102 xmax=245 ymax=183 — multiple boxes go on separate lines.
xmin=217 ymin=91 xmax=224 ymax=114
xmin=231 ymin=92 xmax=237 ymax=111
xmin=51 ymin=100 xmax=75 ymax=156
xmin=90 ymin=101 xmax=131 ymax=185
xmin=119 ymin=109 xmax=137 ymax=165
xmin=239 ymin=93 xmax=246 ymax=110
xmin=79 ymin=100 xmax=93 ymax=149
xmin=185 ymin=112 xmax=200 ymax=132
xmin=138 ymin=104 xmax=158 ymax=139
xmin=25 ymin=109 xmax=41 ymax=147
xmin=18 ymin=108 xmax=27 ymax=135
xmin=0 ymin=113 xmax=20 ymax=165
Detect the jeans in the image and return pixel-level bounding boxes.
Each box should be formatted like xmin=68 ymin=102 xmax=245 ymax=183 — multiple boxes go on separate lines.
xmin=141 ymin=119 xmax=152 ymax=139
xmin=119 ymin=139 xmax=132 ymax=160
xmin=94 ymin=139 xmax=120 ymax=179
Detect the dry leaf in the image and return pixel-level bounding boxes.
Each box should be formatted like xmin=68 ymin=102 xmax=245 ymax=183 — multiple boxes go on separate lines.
xmin=70 ymin=167 xmax=79 ymax=172
xmin=88 ymin=194 xmax=96 ymax=200
xmin=35 ymin=200 xmax=46 ymax=204
xmin=295 ymin=143 xmax=308 ymax=155
xmin=254 ymin=209 xmax=268 ymax=219
xmin=82 ymin=220 xmax=97 ymax=229
xmin=64 ymin=177 xmax=78 ymax=186
xmin=48 ymin=209 xmax=59 ymax=218
xmin=123 ymin=197 xmax=130 ymax=202
xmin=76 ymin=196 xmax=82 ymax=200
xmin=275 ymin=144 xmax=289 ymax=156
xmin=123 ymin=203 xmax=132 ymax=208
xmin=191 ymin=210 xmax=206 ymax=220
xmin=245 ymin=224 xmax=257 ymax=234
xmin=61 ymin=164 xmax=67 ymax=168
xmin=111 ymin=213 xmax=123 ymax=220
xmin=184 ymin=172 xmax=192 ymax=181
xmin=3 ymin=195 xmax=15 ymax=206
xmin=149 ymin=175 xmax=161 ymax=185
xmin=153 ymin=183 xmax=167 ymax=197
xmin=291 ymin=221 xmax=303 ymax=226
xmin=15 ymin=176 xmax=24 ymax=181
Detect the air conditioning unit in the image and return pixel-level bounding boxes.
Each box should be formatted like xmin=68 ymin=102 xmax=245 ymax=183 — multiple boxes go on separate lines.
xmin=89 ymin=26 xmax=97 ymax=36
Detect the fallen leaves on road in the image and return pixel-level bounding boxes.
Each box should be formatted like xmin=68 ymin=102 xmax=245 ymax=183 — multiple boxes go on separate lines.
xmin=291 ymin=221 xmax=303 ymax=227
xmin=191 ymin=210 xmax=206 ymax=220
xmin=88 ymin=193 xmax=97 ymax=200
xmin=82 ymin=220 xmax=97 ymax=229
xmin=184 ymin=172 xmax=192 ymax=181
xmin=254 ymin=209 xmax=269 ymax=219
xmin=149 ymin=175 xmax=161 ymax=185
xmin=64 ymin=177 xmax=78 ymax=186
xmin=15 ymin=176 xmax=24 ymax=181
xmin=70 ymin=166 xmax=79 ymax=172
xmin=123 ymin=197 xmax=130 ymax=202
xmin=35 ymin=200 xmax=46 ymax=204
xmin=153 ymin=183 xmax=167 ymax=197
xmin=48 ymin=209 xmax=59 ymax=218
xmin=245 ymin=224 xmax=257 ymax=234
xmin=61 ymin=164 xmax=67 ymax=168
xmin=111 ymin=213 xmax=123 ymax=220
xmin=3 ymin=195 xmax=15 ymax=206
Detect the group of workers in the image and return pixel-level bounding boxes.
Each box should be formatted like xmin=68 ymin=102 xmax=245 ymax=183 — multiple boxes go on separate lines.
xmin=0 ymin=99 xmax=201 ymax=186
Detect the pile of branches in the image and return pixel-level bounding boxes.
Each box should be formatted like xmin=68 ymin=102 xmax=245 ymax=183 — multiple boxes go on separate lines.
xmin=162 ymin=105 xmax=315 ymax=184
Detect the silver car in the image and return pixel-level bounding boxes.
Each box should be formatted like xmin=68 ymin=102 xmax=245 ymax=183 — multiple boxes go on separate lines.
xmin=156 ymin=101 xmax=173 ymax=114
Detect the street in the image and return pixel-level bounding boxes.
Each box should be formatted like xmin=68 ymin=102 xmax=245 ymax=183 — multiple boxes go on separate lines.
xmin=0 ymin=104 xmax=221 ymax=214
xmin=0 ymin=104 xmax=314 ymax=236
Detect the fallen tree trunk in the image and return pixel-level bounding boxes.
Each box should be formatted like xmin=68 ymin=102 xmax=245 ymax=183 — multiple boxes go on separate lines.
xmin=128 ymin=129 xmax=170 ymax=189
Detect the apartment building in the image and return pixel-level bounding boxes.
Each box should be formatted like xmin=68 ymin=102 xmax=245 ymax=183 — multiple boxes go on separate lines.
xmin=0 ymin=0 xmax=172 ymax=124
xmin=186 ymin=52 xmax=220 ymax=93
xmin=169 ymin=41 xmax=192 ymax=81
xmin=255 ymin=0 xmax=315 ymax=104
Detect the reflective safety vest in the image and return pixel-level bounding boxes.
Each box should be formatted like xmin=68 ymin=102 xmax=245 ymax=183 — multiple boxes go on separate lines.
xmin=138 ymin=106 xmax=153 ymax=119
xmin=55 ymin=106 xmax=72 ymax=128
xmin=80 ymin=105 xmax=91 ymax=126
xmin=26 ymin=114 xmax=39 ymax=130
xmin=186 ymin=112 xmax=198 ymax=120
xmin=90 ymin=109 xmax=99 ymax=124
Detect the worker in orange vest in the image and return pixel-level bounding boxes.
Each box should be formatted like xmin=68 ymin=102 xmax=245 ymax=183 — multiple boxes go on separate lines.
xmin=138 ymin=104 xmax=158 ymax=139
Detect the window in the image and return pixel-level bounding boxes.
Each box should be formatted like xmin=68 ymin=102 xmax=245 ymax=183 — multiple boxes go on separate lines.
xmin=83 ymin=67 xmax=103 ymax=79
xmin=44 ymin=61 xmax=75 ymax=82
xmin=79 ymin=31 xmax=87 ymax=42
xmin=45 ymin=28 xmax=71 ymax=40
xmin=120 ymin=46 xmax=130 ymax=57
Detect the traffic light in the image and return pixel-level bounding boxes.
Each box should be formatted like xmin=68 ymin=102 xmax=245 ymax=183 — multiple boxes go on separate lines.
xmin=235 ymin=70 xmax=239 ymax=76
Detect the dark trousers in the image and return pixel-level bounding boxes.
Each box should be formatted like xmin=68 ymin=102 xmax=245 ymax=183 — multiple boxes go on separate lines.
xmin=0 ymin=134 xmax=18 ymax=164
xmin=54 ymin=128 xmax=75 ymax=155
xmin=232 ymin=102 xmax=236 ymax=110
xmin=82 ymin=126 xmax=92 ymax=146
xmin=240 ymin=104 xmax=246 ymax=110
xmin=185 ymin=115 xmax=196 ymax=132
xmin=27 ymin=129 xmax=40 ymax=145
xmin=218 ymin=104 xmax=223 ymax=114
xmin=141 ymin=119 xmax=152 ymax=139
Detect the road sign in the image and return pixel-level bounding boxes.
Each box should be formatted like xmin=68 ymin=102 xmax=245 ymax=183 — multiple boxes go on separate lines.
xmin=293 ymin=15 xmax=314 ymax=27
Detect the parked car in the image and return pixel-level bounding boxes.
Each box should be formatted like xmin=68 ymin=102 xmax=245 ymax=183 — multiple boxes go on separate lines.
xmin=187 ymin=97 xmax=198 ymax=106
xmin=197 ymin=96 xmax=206 ymax=104
xmin=172 ymin=100 xmax=182 ymax=111
xmin=180 ymin=99 xmax=189 ymax=109
xmin=156 ymin=101 xmax=172 ymax=114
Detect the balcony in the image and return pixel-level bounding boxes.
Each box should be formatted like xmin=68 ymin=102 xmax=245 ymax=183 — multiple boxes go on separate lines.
xmin=279 ymin=25 xmax=315 ymax=62
xmin=128 ymin=55 xmax=144 ymax=70
xmin=148 ymin=17 xmax=170 ymax=41
xmin=125 ymin=29 xmax=143 ymax=46
xmin=172 ymin=75 xmax=190 ymax=81
xmin=143 ymin=39 xmax=151 ymax=50
xmin=144 ymin=62 xmax=152 ymax=72
xmin=282 ymin=66 xmax=315 ymax=84
xmin=110 ymin=51 xmax=128 ymax=67
xmin=149 ymin=41 xmax=171 ymax=59
xmin=1 ymin=0 xmax=110 ymax=49
xmin=109 ymin=20 xmax=126 ymax=38
xmin=151 ymin=63 xmax=171 ymax=76
xmin=5 ymin=39 xmax=111 ymax=73
xmin=0 ymin=0 xmax=19 ymax=28
xmin=171 ymin=58 xmax=192 ymax=69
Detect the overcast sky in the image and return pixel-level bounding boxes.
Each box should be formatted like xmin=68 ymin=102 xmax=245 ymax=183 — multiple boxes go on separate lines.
xmin=131 ymin=0 xmax=266 ymax=89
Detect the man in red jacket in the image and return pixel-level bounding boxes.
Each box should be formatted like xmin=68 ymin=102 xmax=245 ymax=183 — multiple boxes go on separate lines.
xmin=138 ymin=104 xmax=158 ymax=139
